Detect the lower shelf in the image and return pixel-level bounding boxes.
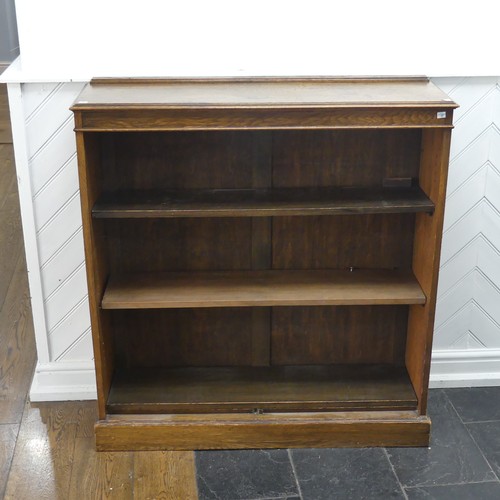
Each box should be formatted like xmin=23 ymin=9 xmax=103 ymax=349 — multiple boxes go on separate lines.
xmin=107 ymin=364 xmax=417 ymax=414
xmin=102 ymin=269 xmax=426 ymax=309
xmin=95 ymin=410 xmax=431 ymax=451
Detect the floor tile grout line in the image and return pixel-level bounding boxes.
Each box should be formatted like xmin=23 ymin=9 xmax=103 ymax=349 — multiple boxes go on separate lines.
xmin=382 ymin=448 xmax=409 ymax=500
xmin=287 ymin=449 xmax=304 ymax=500
xmin=444 ymin=391 xmax=500 ymax=483
xmin=196 ymin=473 xmax=224 ymax=500
xmin=463 ymin=428 xmax=500 ymax=483
xmin=442 ymin=390 xmax=466 ymax=425
xmin=404 ymin=479 xmax=500 ymax=489
xmin=238 ymin=496 xmax=302 ymax=500
xmin=440 ymin=389 xmax=500 ymax=426
xmin=462 ymin=419 xmax=500 ymax=425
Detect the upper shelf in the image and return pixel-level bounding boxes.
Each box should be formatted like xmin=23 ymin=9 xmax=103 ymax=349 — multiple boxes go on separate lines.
xmin=93 ymin=186 xmax=434 ymax=219
xmin=71 ymin=77 xmax=458 ymax=131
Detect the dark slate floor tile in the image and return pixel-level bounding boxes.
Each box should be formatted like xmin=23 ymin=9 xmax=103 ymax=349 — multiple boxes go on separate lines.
xmin=405 ymin=481 xmax=500 ymax=499
xmin=445 ymin=387 xmax=500 ymax=422
xmin=386 ymin=390 xmax=495 ymax=487
xmin=195 ymin=449 xmax=298 ymax=500
xmin=291 ymin=448 xmax=405 ymax=500
xmin=467 ymin=420 xmax=500 ymax=476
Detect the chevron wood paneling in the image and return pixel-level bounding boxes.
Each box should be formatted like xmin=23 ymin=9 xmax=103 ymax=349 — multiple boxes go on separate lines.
xmin=22 ymin=82 xmax=90 ymax=363
xmin=40 ymin=227 xmax=85 ymax=299
xmin=434 ymin=76 xmax=500 ymax=359
xmin=15 ymin=78 xmax=500 ymax=392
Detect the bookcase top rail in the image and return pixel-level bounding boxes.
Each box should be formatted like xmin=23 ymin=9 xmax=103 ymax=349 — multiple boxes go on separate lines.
xmin=72 ymin=77 xmax=457 ymax=111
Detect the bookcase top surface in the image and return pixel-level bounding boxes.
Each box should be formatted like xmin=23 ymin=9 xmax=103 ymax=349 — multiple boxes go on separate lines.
xmin=72 ymin=77 xmax=457 ymax=110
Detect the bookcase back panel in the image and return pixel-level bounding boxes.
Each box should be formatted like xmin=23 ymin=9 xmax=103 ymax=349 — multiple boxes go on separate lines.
xmin=272 ymin=305 xmax=408 ymax=365
xmin=104 ymin=213 xmax=414 ymax=274
xmin=105 ymin=218 xmax=255 ymax=273
xmin=272 ymin=214 xmax=415 ymax=270
xmin=100 ymin=131 xmax=272 ymax=192
xmin=272 ymin=130 xmax=422 ymax=188
xmin=96 ymin=129 xmax=421 ymax=193
xmin=111 ymin=308 xmax=258 ymax=368
xmin=110 ymin=305 xmax=407 ymax=369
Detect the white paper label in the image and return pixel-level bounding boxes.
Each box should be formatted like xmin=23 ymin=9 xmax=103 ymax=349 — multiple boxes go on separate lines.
xmin=437 ymin=111 xmax=447 ymax=119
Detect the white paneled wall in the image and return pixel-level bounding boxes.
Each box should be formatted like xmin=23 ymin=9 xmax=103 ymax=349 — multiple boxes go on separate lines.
xmin=7 ymin=78 xmax=500 ymax=400
xmin=431 ymin=77 xmax=500 ymax=386
xmin=8 ymin=81 xmax=95 ymax=400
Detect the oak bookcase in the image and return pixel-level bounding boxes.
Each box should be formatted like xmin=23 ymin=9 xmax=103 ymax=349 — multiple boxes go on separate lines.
xmin=72 ymin=77 xmax=456 ymax=451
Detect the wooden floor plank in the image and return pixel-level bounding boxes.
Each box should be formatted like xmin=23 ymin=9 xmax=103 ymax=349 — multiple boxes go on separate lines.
xmin=4 ymin=403 xmax=79 ymax=500
xmin=0 ymin=143 xmax=23 ymax=317
xmin=0 ymin=207 xmax=22 ymax=314
xmin=0 ymin=254 xmax=36 ymax=424
xmin=5 ymin=398 xmax=197 ymax=499
xmin=0 ymin=84 xmax=12 ymax=144
xmin=133 ymin=451 xmax=198 ymax=500
xmin=69 ymin=437 xmax=134 ymax=500
xmin=6 ymin=401 xmax=135 ymax=500
xmin=0 ymin=424 xmax=19 ymax=498
xmin=69 ymin=401 xmax=135 ymax=499
xmin=0 ymin=144 xmax=16 ymax=211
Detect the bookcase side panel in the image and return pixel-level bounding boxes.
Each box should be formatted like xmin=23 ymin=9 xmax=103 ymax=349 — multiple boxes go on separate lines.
xmin=74 ymin=126 xmax=113 ymax=418
xmin=406 ymin=127 xmax=452 ymax=414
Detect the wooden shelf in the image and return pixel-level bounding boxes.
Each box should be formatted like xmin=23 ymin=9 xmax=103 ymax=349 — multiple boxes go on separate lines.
xmin=92 ymin=186 xmax=434 ymax=218
xmin=107 ymin=364 xmax=417 ymax=414
xmin=102 ymin=269 xmax=426 ymax=309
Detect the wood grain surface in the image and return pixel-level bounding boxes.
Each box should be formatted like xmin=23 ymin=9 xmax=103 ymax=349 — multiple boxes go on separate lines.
xmin=133 ymin=451 xmax=198 ymax=499
xmin=272 ymin=305 xmax=409 ymax=365
xmin=4 ymin=402 xmax=199 ymax=499
xmin=72 ymin=78 xmax=457 ymax=130
xmin=0 ymin=424 xmax=18 ymax=497
xmin=406 ymin=128 xmax=453 ymax=414
xmin=106 ymin=364 xmax=417 ymax=414
xmin=0 ymin=142 xmax=34 ymax=426
xmin=73 ymin=78 xmax=455 ymax=108
xmin=93 ymin=186 xmax=434 ymax=218
xmin=76 ymin=107 xmax=454 ymax=131
xmin=102 ymin=269 xmax=426 ymax=309
xmin=0 ymin=86 xmax=37 ymax=498
xmin=0 ymin=84 xmax=12 ymax=143
xmin=95 ymin=411 xmax=431 ymax=451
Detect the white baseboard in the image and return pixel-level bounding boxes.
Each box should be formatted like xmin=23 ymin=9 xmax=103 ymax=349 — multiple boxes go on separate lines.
xmin=430 ymin=349 xmax=500 ymax=388
xmin=29 ymin=361 xmax=97 ymax=401
xmin=28 ymin=349 xmax=500 ymax=402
